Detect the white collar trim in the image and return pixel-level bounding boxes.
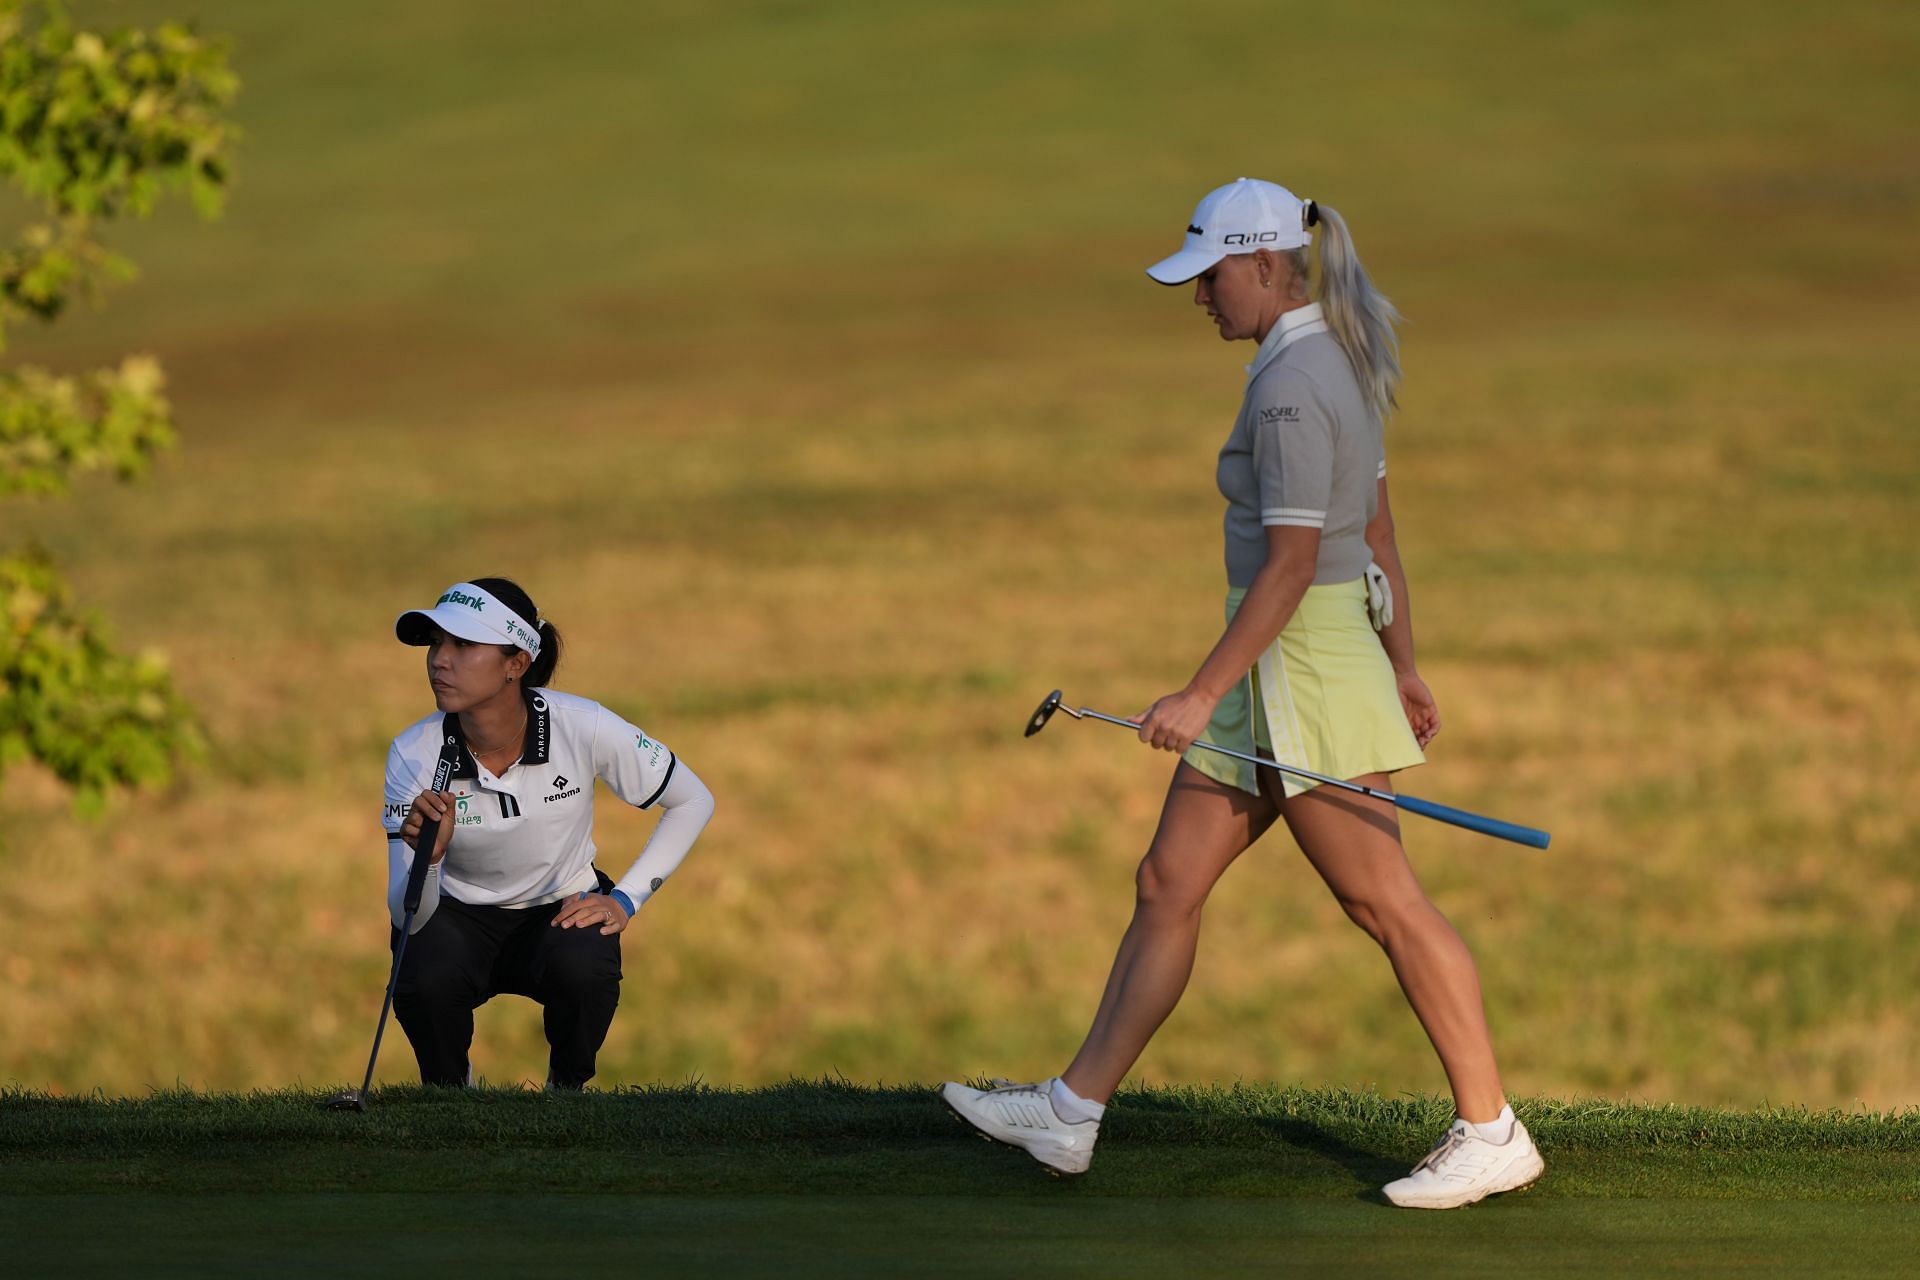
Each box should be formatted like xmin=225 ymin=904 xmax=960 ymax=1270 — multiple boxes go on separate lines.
xmin=1245 ymin=302 xmax=1329 ymax=383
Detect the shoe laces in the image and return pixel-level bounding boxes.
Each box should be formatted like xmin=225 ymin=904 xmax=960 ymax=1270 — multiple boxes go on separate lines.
xmin=1412 ymin=1125 xmax=1469 ymax=1174
xmin=990 ymin=1082 xmax=1046 ymax=1099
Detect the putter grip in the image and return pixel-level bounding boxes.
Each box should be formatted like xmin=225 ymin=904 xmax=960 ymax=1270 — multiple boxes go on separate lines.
xmin=1393 ymin=794 xmax=1552 ymax=850
xmin=402 ymin=818 xmax=439 ymax=913
xmin=404 ymin=746 xmax=459 ymax=916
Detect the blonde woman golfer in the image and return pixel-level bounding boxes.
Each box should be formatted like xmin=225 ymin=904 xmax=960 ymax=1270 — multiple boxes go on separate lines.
xmin=942 ymin=179 xmax=1542 ymax=1208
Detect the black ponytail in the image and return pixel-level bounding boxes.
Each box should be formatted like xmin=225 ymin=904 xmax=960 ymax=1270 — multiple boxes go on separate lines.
xmin=525 ymin=619 xmax=562 ymax=688
xmin=470 ymin=575 xmax=563 ymax=688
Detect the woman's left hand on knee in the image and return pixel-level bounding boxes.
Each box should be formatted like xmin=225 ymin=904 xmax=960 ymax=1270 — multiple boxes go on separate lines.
xmin=1136 ymin=686 xmax=1219 ymax=754
xmin=551 ymin=892 xmax=631 ymax=936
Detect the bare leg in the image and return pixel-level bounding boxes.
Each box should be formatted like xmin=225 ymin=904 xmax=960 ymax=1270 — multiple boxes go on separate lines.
xmin=1273 ymin=772 xmax=1507 ymax=1122
xmin=1059 ymin=762 xmax=1279 ymax=1103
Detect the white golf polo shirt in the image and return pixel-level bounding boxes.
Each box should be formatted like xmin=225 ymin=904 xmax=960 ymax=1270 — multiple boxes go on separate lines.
xmin=382 ymin=688 xmax=680 ymax=922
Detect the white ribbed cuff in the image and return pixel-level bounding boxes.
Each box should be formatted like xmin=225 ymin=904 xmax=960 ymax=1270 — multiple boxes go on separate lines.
xmin=1261 ymin=507 xmax=1326 ymax=529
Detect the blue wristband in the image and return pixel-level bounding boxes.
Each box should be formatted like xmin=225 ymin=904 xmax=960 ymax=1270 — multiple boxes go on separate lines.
xmin=610 ymin=889 xmax=635 ymax=917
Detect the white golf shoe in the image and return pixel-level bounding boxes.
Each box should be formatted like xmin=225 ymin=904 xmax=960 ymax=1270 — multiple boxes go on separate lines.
xmin=1382 ymin=1115 xmax=1545 ymax=1209
xmin=939 ymin=1079 xmax=1100 ymax=1176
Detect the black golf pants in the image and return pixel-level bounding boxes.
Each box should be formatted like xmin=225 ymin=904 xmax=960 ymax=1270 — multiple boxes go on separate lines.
xmin=392 ymin=889 xmax=622 ymax=1088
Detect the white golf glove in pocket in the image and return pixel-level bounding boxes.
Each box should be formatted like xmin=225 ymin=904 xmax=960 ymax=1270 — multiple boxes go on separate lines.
xmin=1364 ymin=561 xmax=1394 ymax=632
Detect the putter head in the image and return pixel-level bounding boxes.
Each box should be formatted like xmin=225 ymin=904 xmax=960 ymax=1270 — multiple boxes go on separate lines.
xmin=1025 ymin=689 xmax=1065 ymax=737
xmin=324 ymin=1091 xmax=367 ymax=1113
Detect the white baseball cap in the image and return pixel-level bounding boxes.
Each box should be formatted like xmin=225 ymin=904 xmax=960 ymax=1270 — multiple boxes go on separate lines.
xmin=395 ymin=581 xmax=542 ymax=661
xmin=1145 ymin=177 xmax=1318 ymax=285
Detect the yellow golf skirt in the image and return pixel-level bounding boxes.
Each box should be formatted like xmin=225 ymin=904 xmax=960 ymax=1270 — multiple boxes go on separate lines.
xmin=1183 ymin=578 xmax=1426 ymax=798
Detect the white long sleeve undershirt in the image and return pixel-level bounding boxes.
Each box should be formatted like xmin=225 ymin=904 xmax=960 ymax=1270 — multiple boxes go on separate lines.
xmin=387 ymin=849 xmax=447 ymax=934
xmin=611 ymin=762 xmax=716 ymax=909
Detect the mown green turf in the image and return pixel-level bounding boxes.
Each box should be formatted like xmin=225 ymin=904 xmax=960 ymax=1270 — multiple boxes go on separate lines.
xmin=2 ymin=1194 xmax=1915 ymax=1279
xmin=3 ymin=1082 xmax=1913 ymax=1198
xmin=0 ymin=1085 xmax=1914 ymax=1277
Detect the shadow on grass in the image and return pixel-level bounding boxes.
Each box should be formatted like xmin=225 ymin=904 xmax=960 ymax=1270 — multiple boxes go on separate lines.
xmin=1259 ymin=1114 xmax=1407 ymax=1204
xmin=1 ymin=1078 xmax=1435 ymax=1199
xmin=1112 ymin=1086 xmax=1412 ymax=1202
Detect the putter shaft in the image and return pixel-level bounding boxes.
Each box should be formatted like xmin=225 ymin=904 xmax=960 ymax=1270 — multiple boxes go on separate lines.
xmin=1061 ymin=705 xmax=1389 ymax=803
xmin=1047 ymin=697 xmax=1550 ymax=849
xmin=349 ymin=907 xmax=415 ymax=1105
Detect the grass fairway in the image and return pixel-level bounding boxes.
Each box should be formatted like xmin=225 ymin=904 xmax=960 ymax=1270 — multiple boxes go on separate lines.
xmin=2 ymin=1085 xmax=1914 ymax=1276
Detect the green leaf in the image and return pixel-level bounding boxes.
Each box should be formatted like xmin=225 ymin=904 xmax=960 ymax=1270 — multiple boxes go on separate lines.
xmin=0 ymin=355 xmax=176 ymax=496
xmin=0 ymin=547 xmax=203 ymax=810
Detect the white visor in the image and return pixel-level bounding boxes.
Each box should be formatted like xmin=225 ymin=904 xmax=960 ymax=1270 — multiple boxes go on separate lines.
xmin=395 ymin=582 xmax=542 ymax=661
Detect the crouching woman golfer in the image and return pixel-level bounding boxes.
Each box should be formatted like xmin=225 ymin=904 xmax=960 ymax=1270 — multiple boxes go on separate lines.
xmin=381 ymin=577 xmax=715 ymax=1088
xmin=942 ymin=179 xmax=1542 ymax=1207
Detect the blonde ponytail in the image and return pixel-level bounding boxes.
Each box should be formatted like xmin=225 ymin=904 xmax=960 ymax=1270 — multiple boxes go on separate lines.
xmin=1311 ymin=203 xmax=1402 ymax=420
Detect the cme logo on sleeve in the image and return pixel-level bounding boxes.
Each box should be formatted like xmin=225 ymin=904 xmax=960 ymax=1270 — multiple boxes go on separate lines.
xmin=635 ymin=735 xmax=667 ymax=768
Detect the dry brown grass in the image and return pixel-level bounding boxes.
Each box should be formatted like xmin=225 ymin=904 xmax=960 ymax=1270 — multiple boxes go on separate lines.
xmin=5 ymin=303 xmax=1914 ymax=1105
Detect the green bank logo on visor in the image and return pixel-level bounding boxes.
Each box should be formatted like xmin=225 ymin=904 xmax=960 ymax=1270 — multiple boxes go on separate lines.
xmin=399 ymin=581 xmax=542 ymax=661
